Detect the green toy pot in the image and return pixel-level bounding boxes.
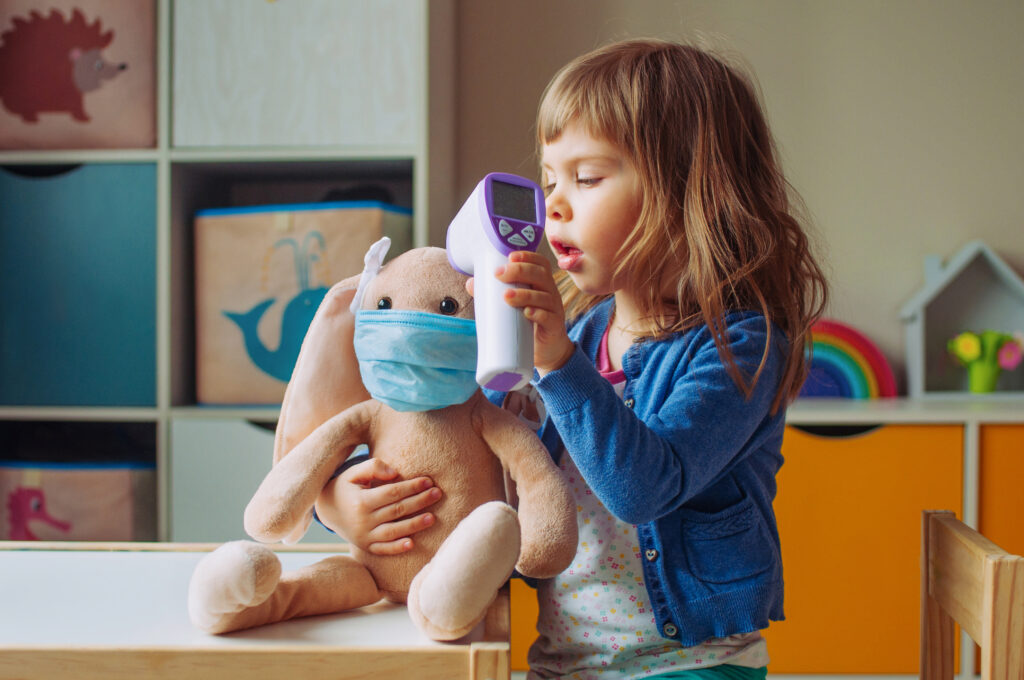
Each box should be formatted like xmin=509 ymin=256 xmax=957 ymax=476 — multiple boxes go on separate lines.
xmin=968 ymin=362 xmax=1002 ymax=393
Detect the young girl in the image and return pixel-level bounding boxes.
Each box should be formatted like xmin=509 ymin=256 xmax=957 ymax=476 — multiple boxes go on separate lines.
xmin=319 ymin=38 xmax=828 ymax=678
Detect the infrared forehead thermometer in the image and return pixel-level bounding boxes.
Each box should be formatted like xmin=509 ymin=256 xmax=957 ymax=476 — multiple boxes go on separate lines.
xmin=446 ymin=172 xmax=546 ymax=392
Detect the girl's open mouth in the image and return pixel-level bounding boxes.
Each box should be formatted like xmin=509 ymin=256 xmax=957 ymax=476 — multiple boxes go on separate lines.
xmin=551 ymin=239 xmax=583 ymax=271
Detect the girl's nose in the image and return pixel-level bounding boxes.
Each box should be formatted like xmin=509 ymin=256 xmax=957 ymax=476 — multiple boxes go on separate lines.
xmin=546 ymin=189 xmax=570 ymax=222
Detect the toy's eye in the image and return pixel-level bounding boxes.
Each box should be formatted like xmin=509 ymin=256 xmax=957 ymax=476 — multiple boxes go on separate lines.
xmin=439 ymin=297 xmax=459 ymax=315
xmin=376 ymin=297 xmax=392 ymax=310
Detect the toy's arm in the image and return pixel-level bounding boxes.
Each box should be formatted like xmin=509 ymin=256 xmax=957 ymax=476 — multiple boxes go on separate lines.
xmin=245 ymin=400 xmax=377 ymax=544
xmin=476 ymin=402 xmax=577 ymax=578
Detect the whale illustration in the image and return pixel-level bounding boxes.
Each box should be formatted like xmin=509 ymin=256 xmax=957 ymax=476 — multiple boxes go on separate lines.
xmin=224 ymin=288 xmax=327 ymax=382
xmin=223 ymin=232 xmax=328 ymax=382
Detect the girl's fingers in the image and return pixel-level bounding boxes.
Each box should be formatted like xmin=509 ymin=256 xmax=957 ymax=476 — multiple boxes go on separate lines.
xmin=368 ymin=510 xmax=436 ymax=545
xmin=365 ymin=537 xmax=416 ymax=556
xmin=369 ymin=483 xmax=442 ymax=522
xmin=504 ymin=287 xmax=557 ymax=312
xmin=340 ymin=457 xmax=400 ymax=487
xmin=361 ymin=489 xmax=441 ymax=556
xmin=498 ymin=254 xmax=559 ymax=293
xmin=341 ymin=459 xmax=440 ymax=514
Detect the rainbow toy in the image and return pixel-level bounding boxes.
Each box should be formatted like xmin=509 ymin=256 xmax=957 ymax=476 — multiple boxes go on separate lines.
xmin=799 ymin=319 xmax=897 ymax=399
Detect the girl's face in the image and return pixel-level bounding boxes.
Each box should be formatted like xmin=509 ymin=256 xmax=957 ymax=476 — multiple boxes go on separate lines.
xmin=541 ymin=122 xmax=642 ymax=297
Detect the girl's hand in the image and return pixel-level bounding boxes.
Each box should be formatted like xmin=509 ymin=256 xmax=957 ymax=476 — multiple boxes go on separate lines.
xmin=315 ymin=457 xmax=442 ymax=555
xmin=493 ymin=250 xmax=574 ymax=375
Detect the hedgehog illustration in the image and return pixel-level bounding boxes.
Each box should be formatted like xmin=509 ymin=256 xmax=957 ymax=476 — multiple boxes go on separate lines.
xmin=0 ymin=9 xmax=127 ymax=123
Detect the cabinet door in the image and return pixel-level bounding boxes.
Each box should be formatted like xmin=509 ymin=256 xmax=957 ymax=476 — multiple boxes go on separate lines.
xmin=169 ymin=418 xmax=337 ymax=543
xmin=766 ymin=425 xmax=963 ymax=673
xmin=0 ymin=164 xmax=156 ymax=406
xmin=172 ymin=0 xmax=423 ymax=148
xmin=980 ymin=425 xmax=1024 ymax=556
xmin=975 ymin=425 xmax=1024 ymax=678
xmin=510 ymin=578 xmax=538 ymax=671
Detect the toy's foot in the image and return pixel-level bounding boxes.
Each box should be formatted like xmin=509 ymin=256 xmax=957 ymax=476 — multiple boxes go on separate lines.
xmin=188 ymin=540 xmax=282 ymax=633
xmin=408 ymin=501 xmax=520 ymax=640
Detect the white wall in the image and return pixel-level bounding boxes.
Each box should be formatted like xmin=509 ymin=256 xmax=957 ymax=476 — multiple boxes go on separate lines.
xmin=455 ymin=0 xmax=1024 ymax=390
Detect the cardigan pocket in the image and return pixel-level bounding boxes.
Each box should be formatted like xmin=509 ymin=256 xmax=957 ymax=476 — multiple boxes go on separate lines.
xmin=678 ymin=495 xmax=773 ymax=584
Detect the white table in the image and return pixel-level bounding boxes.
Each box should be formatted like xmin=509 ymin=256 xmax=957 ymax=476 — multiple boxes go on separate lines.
xmin=0 ymin=542 xmax=509 ymax=680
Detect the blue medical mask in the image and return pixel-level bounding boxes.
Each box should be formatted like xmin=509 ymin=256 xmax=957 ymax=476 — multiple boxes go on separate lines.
xmin=354 ymin=309 xmax=479 ymax=412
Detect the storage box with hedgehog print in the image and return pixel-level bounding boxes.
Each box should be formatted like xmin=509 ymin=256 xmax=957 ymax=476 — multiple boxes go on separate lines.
xmin=194 ymin=201 xmax=412 ymax=405
xmin=0 ymin=0 xmax=156 ymax=150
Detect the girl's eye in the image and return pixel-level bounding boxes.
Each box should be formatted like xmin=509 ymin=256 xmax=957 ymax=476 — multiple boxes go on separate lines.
xmin=542 ymin=183 xmax=555 ymax=196
xmin=439 ymin=297 xmax=459 ymax=315
xmin=577 ymin=176 xmax=601 ymax=187
xmin=376 ymin=297 xmax=392 ymax=310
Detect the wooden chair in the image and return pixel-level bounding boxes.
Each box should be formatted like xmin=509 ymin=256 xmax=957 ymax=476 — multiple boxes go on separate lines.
xmin=921 ymin=510 xmax=1024 ymax=680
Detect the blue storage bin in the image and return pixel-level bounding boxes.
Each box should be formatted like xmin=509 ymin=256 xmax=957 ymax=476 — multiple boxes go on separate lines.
xmin=0 ymin=164 xmax=156 ymax=406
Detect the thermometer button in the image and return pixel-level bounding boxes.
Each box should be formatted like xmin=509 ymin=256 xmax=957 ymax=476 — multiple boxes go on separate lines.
xmin=508 ymin=234 xmax=528 ymax=247
xmin=521 ymin=225 xmax=536 ymax=242
xmin=498 ymin=219 xmax=514 ymax=236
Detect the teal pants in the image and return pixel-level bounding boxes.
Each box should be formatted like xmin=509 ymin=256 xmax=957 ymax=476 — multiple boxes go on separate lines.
xmin=654 ymin=665 xmax=767 ymax=680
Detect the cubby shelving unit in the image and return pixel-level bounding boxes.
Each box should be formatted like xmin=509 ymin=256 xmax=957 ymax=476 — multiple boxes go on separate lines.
xmin=0 ymin=0 xmax=454 ymax=541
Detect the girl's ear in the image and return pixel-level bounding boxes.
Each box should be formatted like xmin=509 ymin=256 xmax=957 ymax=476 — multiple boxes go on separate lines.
xmin=272 ymin=273 xmax=370 ymax=465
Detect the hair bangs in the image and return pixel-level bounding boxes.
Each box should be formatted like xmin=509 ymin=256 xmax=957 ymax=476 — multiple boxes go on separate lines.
xmin=537 ymin=55 xmax=633 ymax=151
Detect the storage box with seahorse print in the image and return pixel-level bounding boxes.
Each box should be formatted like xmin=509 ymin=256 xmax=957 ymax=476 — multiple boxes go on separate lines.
xmin=194 ymin=201 xmax=412 ymax=405
xmin=0 ymin=420 xmax=156 ymax=541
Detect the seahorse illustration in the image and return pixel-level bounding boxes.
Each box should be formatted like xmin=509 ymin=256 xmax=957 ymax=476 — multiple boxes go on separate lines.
xmin=223 ymin=231 xmax=329 ymax=382
xmin=5 ymin=469 xmax=71 ymax=540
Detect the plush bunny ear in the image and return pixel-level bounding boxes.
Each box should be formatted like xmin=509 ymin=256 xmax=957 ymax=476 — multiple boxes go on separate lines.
xmin=272 ymin=237 xmax=392 ymax=466
xmin=272 ymin=275 xmax=369 ymax=465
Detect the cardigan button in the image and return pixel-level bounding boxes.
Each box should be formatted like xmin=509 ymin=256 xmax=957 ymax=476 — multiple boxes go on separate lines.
xmin=663 ymin=622 xmax=678 ymax=638
xmin=624 ymin=398 xmax=635 ymax=408
xmin=645 ymin=549 xmax=659 ymax=562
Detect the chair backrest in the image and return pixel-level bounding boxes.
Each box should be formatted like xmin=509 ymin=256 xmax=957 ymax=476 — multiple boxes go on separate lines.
xmin=921 ymin=510 xmax=1024 ymax=680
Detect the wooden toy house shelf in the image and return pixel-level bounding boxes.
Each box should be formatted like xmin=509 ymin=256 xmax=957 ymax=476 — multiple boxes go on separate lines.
xmin=901 ymin=240 xmax=1024 ymax=398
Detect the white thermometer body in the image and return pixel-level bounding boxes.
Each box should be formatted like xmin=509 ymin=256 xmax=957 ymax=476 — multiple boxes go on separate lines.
xmin=446 ymin=173 xmax=546 ymax=391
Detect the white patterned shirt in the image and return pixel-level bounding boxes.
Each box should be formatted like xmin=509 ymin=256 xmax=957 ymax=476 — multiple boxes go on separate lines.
xmin=525 ymin=335 xmax=769 ymax=679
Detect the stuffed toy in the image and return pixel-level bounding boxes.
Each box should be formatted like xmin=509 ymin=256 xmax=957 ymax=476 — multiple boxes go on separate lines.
xmin=187 ymin=238 xmax=577 ymax=640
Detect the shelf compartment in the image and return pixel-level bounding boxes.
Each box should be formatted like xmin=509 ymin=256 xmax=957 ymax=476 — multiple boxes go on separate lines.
xmin=0 ymin=419 xmax=156 ymax=541
xmin=168 ymin=416 xmax=337 ymax=544
xmin=168 ymin=158 xmax=413 ymax=407
xmin=0 ymin=163 xmax=156 ymax=406
xmin=171 ymin=0 xmax=423 ymax=149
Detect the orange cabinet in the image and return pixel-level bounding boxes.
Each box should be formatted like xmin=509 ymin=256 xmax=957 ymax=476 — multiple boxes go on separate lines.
xmin=766 ymin=424 xmax=963 ymax=673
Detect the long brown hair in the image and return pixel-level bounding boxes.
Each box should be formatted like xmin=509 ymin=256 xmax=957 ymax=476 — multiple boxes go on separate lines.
xmin=538 ymin=38 xmax=828 ymax=411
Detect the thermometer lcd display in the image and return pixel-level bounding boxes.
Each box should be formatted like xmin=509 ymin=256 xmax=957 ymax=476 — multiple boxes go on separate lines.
xmin=491 ymin=179 xmax=538 ymax=223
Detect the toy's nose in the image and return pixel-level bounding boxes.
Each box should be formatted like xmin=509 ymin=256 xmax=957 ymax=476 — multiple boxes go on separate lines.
xmin=118 ymin=63 xmax=128 ymax=70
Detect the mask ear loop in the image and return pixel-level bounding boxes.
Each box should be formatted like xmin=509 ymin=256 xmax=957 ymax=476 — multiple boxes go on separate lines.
xmin=349 ymin=236 xmax=392 ymax=314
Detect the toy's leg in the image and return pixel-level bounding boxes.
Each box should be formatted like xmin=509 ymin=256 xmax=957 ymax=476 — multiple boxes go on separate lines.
xmin=407 ymin=501 xmax=520 ymax=640
xmin=188 ymin=540 xmax=380 ymax=634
